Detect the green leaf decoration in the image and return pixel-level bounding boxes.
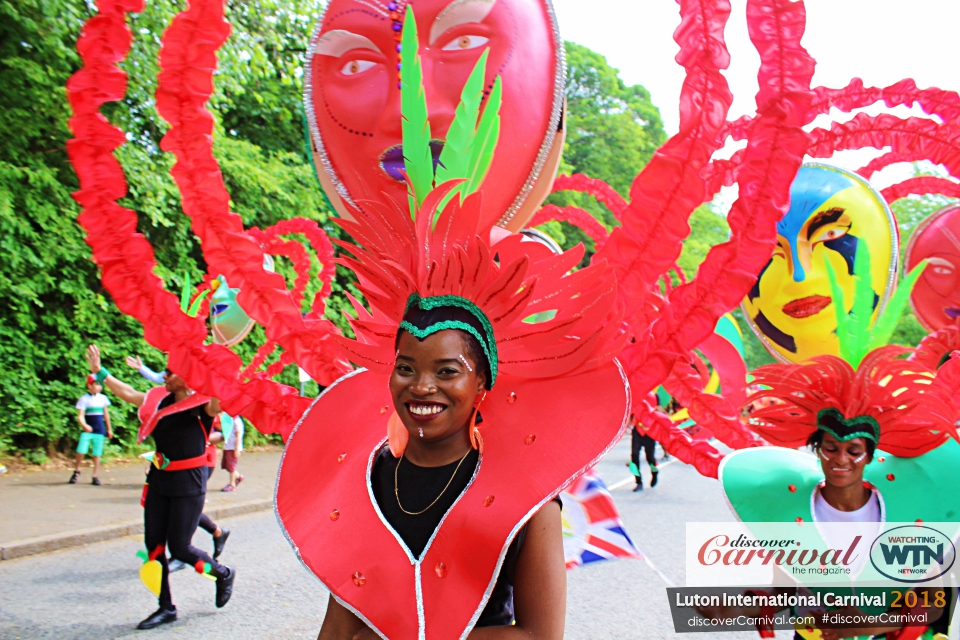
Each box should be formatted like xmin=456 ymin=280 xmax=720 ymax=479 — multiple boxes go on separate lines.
xmin=866 ymin=260 xmax=928 ymax=354
xmin=465 ymin=75 xmax=502 ymax=196
xmin=847 ymin=245 xmax=875 ymax=350
xmin=180 ymin=272 xmax=192 ymax=314
xmin=186 ymin=289 xmax=211 ymax=317
xmin=399 ymin=5 xmax=434 ymax=211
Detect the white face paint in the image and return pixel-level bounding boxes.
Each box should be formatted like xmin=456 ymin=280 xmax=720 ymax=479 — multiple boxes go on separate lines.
xmin=820 ymin=448 xmax=831 ymax=462
xmin=852 ymin=452 xmax=867 ymax=464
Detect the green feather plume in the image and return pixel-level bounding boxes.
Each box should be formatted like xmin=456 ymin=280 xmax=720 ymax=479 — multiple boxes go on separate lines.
xmin=400 ymin=5 xmax=434 ymax=212
xmin=466 ymin=75 xmax=502 ymax=196
xmin=826 ymin=245 xmax=928 ymax=367
xmin=179 ymin=272 xmax=210 ymax=318
xmin=866 ymin=260 xmax=927 ymax=353
xmin=399 ymin=6 xmax=502 ymax=219
xmin=436 ymin=49 xmax=489 ymax=192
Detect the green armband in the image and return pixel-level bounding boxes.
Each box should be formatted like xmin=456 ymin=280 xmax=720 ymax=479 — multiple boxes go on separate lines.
xmin=95 ymin=368 xmax=111 ymax=384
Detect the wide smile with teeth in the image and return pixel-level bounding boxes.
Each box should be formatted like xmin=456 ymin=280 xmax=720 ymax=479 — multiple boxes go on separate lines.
xmin=407 ymin=403 xmax=446 ymax=417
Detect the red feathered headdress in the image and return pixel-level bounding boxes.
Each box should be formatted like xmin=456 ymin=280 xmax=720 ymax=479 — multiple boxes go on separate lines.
xmin=746 ymin=345 xmax=958 ymax=457
xmin=333 ymin=181 xmax=626 ymax=384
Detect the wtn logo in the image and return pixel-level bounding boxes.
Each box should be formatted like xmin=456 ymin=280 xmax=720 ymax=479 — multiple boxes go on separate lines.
xmin=870 ymin=525 xmax=956 ymax=583
xmin=879 ymin=543 xmax=945 ymax=566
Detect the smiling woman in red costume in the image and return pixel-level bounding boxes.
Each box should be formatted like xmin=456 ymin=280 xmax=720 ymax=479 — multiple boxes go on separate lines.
xmin=277 ymin=16 xmax=627 ymax=630
xmin=276 ymin=177 xmax=629 ymax=637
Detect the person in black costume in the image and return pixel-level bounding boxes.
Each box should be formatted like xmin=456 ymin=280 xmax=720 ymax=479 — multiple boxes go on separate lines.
xmin=318 ymin=305 xmax=566 ymax=639
xmin=630 ymin=416 xmax=659 ymax=492
xmin=85 ymin=345 xmax=236 ymax=630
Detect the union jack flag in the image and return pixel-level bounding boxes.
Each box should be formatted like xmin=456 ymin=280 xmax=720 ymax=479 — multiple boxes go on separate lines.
xmin=559 ymin=469 xmax=643 ymax=569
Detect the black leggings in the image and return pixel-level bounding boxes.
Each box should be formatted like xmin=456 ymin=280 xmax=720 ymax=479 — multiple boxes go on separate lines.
xmin=631 ymin=430 xmax=658 ymax=473
xmin=198 ymin=512 xmax=217 ymax=535
xmin=144 ymin=490 xmax=225 ymax=610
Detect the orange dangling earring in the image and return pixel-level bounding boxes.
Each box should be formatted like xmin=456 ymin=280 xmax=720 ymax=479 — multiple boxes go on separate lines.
xmin=387 ymin=410 xmax=408 ymax=458
xmin=469 ymin=392 xmax=487 ymax=454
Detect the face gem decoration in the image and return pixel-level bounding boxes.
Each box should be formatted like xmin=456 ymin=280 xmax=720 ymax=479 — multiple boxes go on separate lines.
xmin=458 ymin=354 xmax=473 ymax=372
xmin=419 ymin=427 xmax=424 ymax=438
xmin=905 ymin=203 xmax=960 ymax=332
xmin=305 ymin=0 xmax=564 ymax=230
xmin=742 ymin=164 xmax=898 ymax=363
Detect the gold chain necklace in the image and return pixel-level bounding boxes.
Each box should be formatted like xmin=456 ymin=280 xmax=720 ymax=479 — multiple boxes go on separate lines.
xmin=395 ymin=450 xmax=471 ymax=516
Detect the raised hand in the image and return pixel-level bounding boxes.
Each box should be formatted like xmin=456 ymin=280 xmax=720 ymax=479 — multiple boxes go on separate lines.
xmin=86 ymin=345 xmax=102 ymax=373
xmin=125 ymin=355 xmax=144 ymax=370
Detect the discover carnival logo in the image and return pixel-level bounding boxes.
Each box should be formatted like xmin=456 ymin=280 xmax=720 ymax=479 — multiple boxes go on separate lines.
xmin=696 ymin=533 xmax=860 ymax=577
xmin=869 ymin=525 xmax=956 ymax=584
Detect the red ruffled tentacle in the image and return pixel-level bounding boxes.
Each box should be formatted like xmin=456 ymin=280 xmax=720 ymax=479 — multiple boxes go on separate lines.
xmin=550 ymin=174 xmax=629 ymax=220
xmin=881 ymin=176 xmax=960 ymax=203
xmin=651 ymin=0 xmax=815 ymax=382
xmin=528 ymin=204 xmax=610 ymax=252
xmin=66 ymin=0 xmax=308 ymax=439
xmin=807 ymin=114 xmax=960 ymax=175
xmin=662 ymin=355 xmax=759 ymax=450
xmin=595 ymin=0 xmax=734 ymax=326
xmin=154 ymin=0 xmax=349 ymax=387
xmin=857 ymin=151 xmax=922 ymax=180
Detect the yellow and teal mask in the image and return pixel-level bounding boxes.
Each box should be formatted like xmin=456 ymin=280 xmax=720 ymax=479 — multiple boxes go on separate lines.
xmin=742 ymin=164 xmax=898 ymax=363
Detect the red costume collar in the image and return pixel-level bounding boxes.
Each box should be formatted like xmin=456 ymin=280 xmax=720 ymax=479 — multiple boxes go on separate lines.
xmin=276 ymin=364 xmax=629 ymax=639
xmin=137 ymin=387 xmax=210 ymax=444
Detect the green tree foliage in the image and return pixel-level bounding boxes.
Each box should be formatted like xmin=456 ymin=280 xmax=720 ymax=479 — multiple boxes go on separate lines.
xmin=539 ymin=41 xmax=667 ymax=260
xmin=0 ymin=0 xmax=339 ymax=461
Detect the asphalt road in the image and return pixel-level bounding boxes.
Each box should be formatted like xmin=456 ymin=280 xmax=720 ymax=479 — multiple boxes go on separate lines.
xmin=0 ymin=438 xmax=790 ymax=639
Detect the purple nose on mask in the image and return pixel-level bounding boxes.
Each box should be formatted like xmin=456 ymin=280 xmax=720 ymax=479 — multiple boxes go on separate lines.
xmin=945 ymin=307 xmax=960 ymax=319
xmin=379 ymin=141 xmax=445 ymax=182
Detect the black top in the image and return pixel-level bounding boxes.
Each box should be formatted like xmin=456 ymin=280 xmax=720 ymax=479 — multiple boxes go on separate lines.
xmin=371 ymin=447 xmax=524 ymax=627
xmin=146 ymin=394 xmax=213 ymax=497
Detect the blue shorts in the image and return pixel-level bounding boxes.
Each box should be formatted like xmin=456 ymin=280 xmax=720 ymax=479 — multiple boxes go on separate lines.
xmin=77 ymin=432 xmax=105 ymax=457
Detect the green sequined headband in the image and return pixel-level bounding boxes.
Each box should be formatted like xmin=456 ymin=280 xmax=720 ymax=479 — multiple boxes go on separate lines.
xmin=816 ymin=408 xmax=880 ymax=444
xmin=399 ymin=294 xmax=498 ymax=387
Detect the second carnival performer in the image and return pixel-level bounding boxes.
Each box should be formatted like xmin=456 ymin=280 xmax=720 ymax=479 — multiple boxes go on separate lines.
xmin=711 ymin=339 xmax=960 ymax=639
xmin=84 ymin=345 xmax=236 ymax=629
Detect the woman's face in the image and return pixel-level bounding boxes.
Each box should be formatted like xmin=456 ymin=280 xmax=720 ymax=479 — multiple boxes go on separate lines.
xmin=164 ymin=373 xmax=189 ymax=394
xmin=818 ymin=433 xmax=871 ymax=489
xmin=390 ymin=329 xmax=485 ymax=443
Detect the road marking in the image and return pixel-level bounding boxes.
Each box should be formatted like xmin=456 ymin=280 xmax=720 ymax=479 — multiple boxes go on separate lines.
xmin=607 ymin=459 xmax=678 ymax=491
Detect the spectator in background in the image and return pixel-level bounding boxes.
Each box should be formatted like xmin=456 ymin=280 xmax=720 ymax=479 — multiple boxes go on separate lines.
xmin=219 ymin=414 xmax=244 ymax=492
xmin=70 ymin=375 xmax=113 ymax=485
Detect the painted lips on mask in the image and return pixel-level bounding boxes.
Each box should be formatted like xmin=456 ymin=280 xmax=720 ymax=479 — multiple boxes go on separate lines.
xmin=379 ymin=141 xmax=445 ymax=182
xmin=782 ymin=295 xmax=832 ymax=319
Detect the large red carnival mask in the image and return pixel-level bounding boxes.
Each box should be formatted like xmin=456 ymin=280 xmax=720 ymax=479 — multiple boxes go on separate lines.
xmin=304 ymin=0 xmax=564 ymax=230
xmin=906 ymin=203 xmax=960 ymax=332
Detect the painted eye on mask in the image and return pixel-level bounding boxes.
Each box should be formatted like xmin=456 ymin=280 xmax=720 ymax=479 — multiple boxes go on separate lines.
xmin=810 ymin=225 xmax=850 ymax=245
xmin=340 ymin=59 xmax=377 ymax=75
xmin=441 ymin=34 xmax=489 ymax=51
